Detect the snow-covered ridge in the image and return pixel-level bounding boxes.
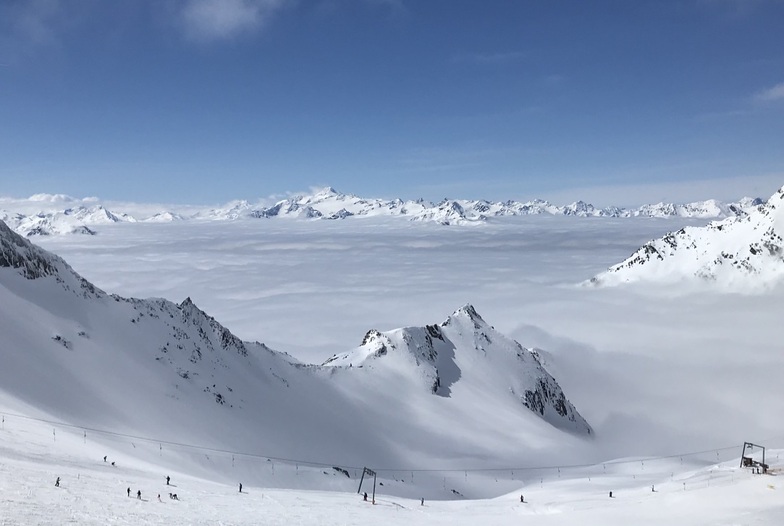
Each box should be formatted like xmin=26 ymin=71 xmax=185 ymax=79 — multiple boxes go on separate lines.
xmin=0 ymin=187 xmax=764 ymax=235
xmin=590 ymin=185 xmax=784 ymax=288
xmin=0 ymin=220 xmax=103 ymax=298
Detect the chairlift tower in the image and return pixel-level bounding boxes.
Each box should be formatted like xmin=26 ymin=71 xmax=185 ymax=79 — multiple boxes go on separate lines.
xmin=740 ymin=442 xmax=767 ymax=473
xmin=357 ymin=467 xmax=377 ymax=504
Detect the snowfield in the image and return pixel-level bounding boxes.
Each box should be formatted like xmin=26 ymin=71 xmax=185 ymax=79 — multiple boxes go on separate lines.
xmin=1 ymin=411 xmax=782 ymax=525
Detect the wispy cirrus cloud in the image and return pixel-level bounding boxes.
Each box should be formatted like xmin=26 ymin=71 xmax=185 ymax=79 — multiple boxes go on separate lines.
xmin=177 ymin=0 xmax=289 ymax=42
xmin=754 ymin=81 xmax=784 ymax=102
xmin=1 ymin=0 xmax=63 ymax=45
xmin=0 ymin=0 xmax=69 ymax=62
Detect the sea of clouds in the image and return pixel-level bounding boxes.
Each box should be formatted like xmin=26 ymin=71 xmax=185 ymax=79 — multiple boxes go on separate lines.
xmin=31 ymin=215 xmax=784 ymax=462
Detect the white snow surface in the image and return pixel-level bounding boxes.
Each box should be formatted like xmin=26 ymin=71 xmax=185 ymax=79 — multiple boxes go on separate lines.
xmin=1 ymin=412 xmax=782 ymax=525
xmin=592 ymin=184 xmax=784 ymax=289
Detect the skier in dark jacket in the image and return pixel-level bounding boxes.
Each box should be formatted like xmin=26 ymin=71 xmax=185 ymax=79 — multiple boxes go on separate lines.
xmin=166 ymin=476 xmax=170 ymax=485
xmin=137 ymin=490 xmax=142 ymax=500
xmin=127 ymin=487 xmax=131 ymax=497
xmin=55 ymin=477 xmax=60 ymax=487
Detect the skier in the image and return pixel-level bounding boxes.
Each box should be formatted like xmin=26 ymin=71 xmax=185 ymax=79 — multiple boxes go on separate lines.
xmin=157 ymin=494 xmax=162 ymax=502
xmin=55 ymin=477 xmax=60 ymax=487
xmin=363 ymin=492 xmax=368 ymax=502
xmin=520 ymin=494 xmax=524 ymax=503
xmin=609 ymin=491 xmax=613 ymax=498
xmin=239 ymin=483 xmax=243 ymax=493
xmin=127 ymin=487 xmax=131 ymax=497
xmin=137 ymin=490 xmax=142 ymax=500
xmin=166 ymin=476 xmax=170 ymax=485
xmin=420 ymin=497 xmax=424 ymax=506
xmin=103 ymin=456 xmax=107 ymax=462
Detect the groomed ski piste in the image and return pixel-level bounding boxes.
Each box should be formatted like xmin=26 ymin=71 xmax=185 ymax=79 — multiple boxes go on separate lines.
xmin=2 ymin=407 xmax=782 ymax=525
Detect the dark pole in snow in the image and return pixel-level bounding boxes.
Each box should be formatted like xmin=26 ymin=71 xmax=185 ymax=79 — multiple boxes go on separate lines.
xmin=357 ymin=470 xmax=366 ymax=494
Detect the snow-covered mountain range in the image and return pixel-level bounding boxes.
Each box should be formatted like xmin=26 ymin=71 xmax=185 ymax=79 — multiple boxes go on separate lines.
xmin=0 ymin=219 xmax=591 ymax=487
xmin=590 ymin=184 xmax=784 ymax=287
xmin=0 ymin=187 xmax=764 ymax=235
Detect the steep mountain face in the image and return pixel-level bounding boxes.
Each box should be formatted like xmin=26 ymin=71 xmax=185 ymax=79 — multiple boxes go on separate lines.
xmin=0 ymin=220 xmax=103 ymax=298
xmin=0 ymin=219 xmax=592 ymax=480
xmin=0 ymin=188 xmax=763 ymax=236
xmin=590 ymin=185 xmax=784 ymax=287
xmin=323 ymin=305 xmax=592 ymax=436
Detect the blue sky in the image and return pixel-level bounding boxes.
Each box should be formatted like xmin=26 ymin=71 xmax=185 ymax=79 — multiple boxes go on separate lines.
xmin=1 ymin=0 xmax=783 ymax=206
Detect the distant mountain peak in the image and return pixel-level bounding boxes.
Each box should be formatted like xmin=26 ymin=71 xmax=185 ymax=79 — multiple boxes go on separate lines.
xmin=315 ymin=186 xmax=339 ymax=196
xmin=452 ymin=303 xmax=483 ymax=321
xmin=179 ymin=296 xmax=196 ymax=308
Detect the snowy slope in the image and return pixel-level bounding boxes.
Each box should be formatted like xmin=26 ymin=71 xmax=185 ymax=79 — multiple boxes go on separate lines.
xmin=0 ymin=188 xmax=763 ymax=235
xmin=590 ymin=185 xmax=784 ymax=288
xmin=0 ymin=219 xmax=592 ymax=494
xmin=1 ymin=412 xmax=782 ymax=525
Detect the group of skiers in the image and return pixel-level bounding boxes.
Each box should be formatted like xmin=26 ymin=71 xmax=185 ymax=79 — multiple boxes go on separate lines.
xmin=96 ymin=473 xmax=230 ymax=501
xmin=126 ymin=487 xmax=142 ymax=499
xmin=125 ymin=475 xmax=175 ymax=500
